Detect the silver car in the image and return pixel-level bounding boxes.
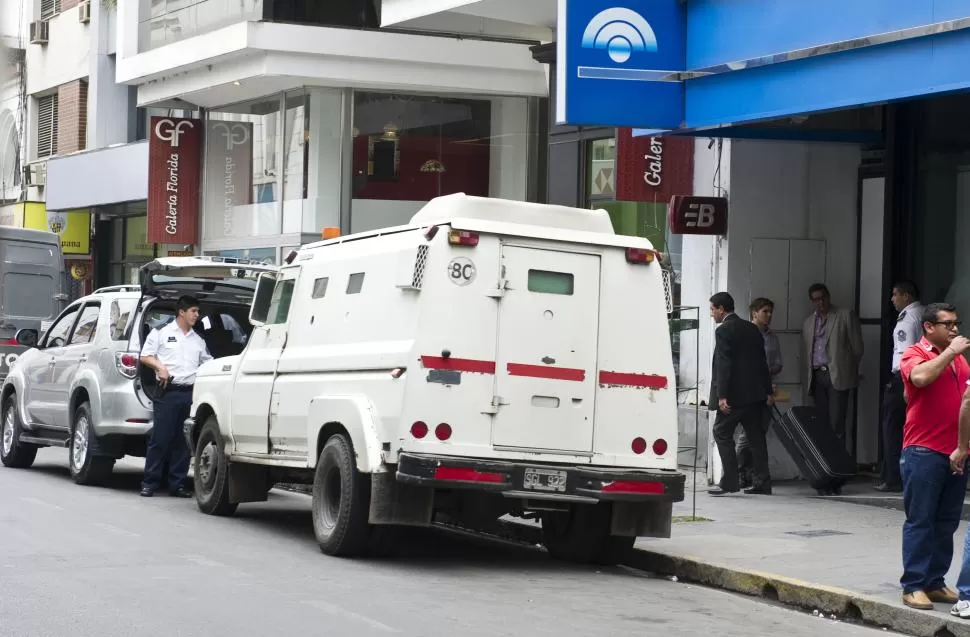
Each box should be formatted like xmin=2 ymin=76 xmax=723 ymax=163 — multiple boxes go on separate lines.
xmin=0 ymin=257 xmax=276 ymax=485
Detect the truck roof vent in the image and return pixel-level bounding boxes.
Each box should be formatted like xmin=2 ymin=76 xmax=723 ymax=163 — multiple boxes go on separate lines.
xmin=411 ymin=245 xmax=429 ymax=289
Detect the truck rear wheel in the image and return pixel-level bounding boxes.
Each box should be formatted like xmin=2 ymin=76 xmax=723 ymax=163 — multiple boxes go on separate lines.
xmin=541 ymin=504 xmax=636 ymax=565
xmin=312 ymin=434 xmax=371 ymax=557
xmin=194 ymin=417 xmax=237 ymax=517
xmin=1 ymin=394 xmax=37 ymax=469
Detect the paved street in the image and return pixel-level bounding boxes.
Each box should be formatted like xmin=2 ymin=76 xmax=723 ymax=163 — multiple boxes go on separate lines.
xmin=0 ymin=450 xmax=897 ymax=637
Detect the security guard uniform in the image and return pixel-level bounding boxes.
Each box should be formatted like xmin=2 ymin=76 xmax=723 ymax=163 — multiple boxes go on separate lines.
xmin=140 ymin=320 xmax=212 ymax=496
xmin=879 ymin=301 xmax=924 ymax=491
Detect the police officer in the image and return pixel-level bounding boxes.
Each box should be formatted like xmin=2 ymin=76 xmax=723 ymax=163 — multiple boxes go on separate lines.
xmin=876 ymin=281 xmax=923 ymax=492
xmin=138 ymin=295 xmax=212 ymax=498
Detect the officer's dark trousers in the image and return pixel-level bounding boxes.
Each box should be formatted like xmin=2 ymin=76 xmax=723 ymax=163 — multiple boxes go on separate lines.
xmin=142 ymin=386 xmax=192 ymax=493
xmin=880 ymin=373 xmax=906 ymax=488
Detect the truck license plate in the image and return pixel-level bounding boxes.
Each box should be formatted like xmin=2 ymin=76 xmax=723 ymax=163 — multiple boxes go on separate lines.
xmin=523 ymin=467 xmax=567 ymax=493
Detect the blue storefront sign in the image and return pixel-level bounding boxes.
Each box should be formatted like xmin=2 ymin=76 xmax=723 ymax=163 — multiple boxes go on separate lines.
xmin=556 ymin=0 xmax=686 ymax=129
xmin=557 ymin=0 xmax=970 ymax=133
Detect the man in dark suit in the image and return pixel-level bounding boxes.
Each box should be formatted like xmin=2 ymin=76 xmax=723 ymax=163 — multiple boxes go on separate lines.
xmin=708 ymin=292 xmax=774 ymax=495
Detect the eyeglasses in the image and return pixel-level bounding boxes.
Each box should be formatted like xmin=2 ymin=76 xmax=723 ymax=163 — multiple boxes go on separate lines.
xmin=934 ymin=321 xmax=962 ymax=330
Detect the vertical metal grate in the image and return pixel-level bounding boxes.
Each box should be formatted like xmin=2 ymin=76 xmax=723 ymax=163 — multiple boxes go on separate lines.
xmin=411 ymin=245 xmax=429 ymax=288
xmin=40 ymin=0 xmax=60 ymax=21
xmin=36 ymin=94 xmax=58 ymax=158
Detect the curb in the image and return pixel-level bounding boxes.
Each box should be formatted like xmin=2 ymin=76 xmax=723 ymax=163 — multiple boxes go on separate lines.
xmin=626 ymin=549 xmax=970 ymax=637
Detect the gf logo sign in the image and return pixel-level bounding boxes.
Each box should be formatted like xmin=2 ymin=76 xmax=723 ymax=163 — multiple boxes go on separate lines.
xmin=211 ymin=122 xmax=250 ymax=151
xmin=154 ymin=119 xmax=195 ymax=148
xmin=685 ymin=203 xmax=715 ymax=228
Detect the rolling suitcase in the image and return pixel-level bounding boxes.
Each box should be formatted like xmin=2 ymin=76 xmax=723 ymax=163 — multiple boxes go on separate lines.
xmin=771 ymin=405 xmax=856 ymax=495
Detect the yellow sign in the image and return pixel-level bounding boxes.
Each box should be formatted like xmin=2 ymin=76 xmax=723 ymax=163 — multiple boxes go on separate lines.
xmin=21 ymin=203 xmax=91 ymax=255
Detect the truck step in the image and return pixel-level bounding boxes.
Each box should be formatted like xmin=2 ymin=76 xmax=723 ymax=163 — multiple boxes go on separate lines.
xmin=20 ymin=435 xmax=69 ymax=448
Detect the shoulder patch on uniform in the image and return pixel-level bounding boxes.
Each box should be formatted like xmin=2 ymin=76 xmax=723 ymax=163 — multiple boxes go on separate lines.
xmin=897 ymin=330 xmax=907 ymax=342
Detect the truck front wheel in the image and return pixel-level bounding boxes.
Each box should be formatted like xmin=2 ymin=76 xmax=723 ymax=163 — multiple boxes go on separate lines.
xmin=312 ymin=434 xmax=370 ymax=557
xmin=194 ymin=417 xmax=237 ymax=517
xmin=541 ymin=504 xmax=636 ymax=565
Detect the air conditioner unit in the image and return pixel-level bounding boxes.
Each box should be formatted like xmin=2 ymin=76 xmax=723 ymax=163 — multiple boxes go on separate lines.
xmin=25 ymin=163 xmax=46 ymax=187
xmin=29 ymin=20 xmax=49 ymax=45
xmin=78 ymin=1 xmax=91 ymax=24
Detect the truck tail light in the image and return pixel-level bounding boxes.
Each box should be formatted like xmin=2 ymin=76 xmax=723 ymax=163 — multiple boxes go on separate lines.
xmin=435 ymin=423 xmax=452 ymax=441
xmin=626 ymin=248 xmax=656 ymax=264
xmin=2 ymin=338 xmax=18 ymax=345
xmin=434 ymin=467 xmax=504 ymax=483
xmin=410 ymin=421 xmax=428 ymax=439
xmin=448 ymin=230 xmax=479 ymax=246
xmin=115 ymin=352 xmax=138 ymax=379
xmin=601 ymin=480 xmax=664 ymax=495
xmin=653 ymin=439 xmax=668 ymax=455
xmin=631 ymin=437 xmax=647 ymax=455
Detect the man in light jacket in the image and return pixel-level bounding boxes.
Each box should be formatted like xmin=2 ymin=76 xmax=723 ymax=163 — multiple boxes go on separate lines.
xmin=802 ymin=283 xmax=864 ymax=449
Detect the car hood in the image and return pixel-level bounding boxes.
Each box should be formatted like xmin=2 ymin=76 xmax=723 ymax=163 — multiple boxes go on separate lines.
xmin=139 ymin=257 xmax=279 ymax=304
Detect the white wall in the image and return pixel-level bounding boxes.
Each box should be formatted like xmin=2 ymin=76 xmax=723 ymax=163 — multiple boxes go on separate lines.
xmin=25 ymin=6 xmax=90 ymax=95
xmin=488 ymin=96 xmax=529 ymax=201
xmin=89 ymin=2 xmax=127 ymax=148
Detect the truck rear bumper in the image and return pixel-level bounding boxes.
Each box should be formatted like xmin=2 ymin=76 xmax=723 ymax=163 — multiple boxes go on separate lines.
xmin=396 ymin=452 xmax=685 ymax=504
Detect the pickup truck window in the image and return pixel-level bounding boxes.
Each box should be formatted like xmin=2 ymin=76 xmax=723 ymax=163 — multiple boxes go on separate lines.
xmin=70 ymin=304 xmax=101 ymax=345
xmin=267 ymin=279 xmax=295 ymax=324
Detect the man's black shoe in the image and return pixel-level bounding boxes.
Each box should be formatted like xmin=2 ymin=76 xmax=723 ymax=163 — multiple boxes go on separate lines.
xmin=744 ymin=486 xmax=772 ymax=495
xmin=170 ymin=488 xmax=193 ymax=498
xmin=874 ymin=482 xmax=902 ymax=493
xmin=139 ymin=488 xmax=155 ymax=498
xmin=709 ymin=487 xmax=740 ymax=496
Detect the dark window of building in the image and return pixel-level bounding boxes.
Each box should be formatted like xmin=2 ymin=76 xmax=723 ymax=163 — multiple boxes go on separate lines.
xmin=262 ymin=0 xmax=380 ymax=28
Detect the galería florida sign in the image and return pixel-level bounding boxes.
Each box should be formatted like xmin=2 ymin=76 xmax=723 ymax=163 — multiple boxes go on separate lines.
xmin=148 ymin=116 xmax=202 ymax=245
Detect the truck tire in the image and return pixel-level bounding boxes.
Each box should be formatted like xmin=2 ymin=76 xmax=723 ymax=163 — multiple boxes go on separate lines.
xmin=194 ymin=416 xmax=237 ymax=516
xmin=70 ymin=402 xmax=115 ymax=486
xmin=541 ymin=504 xmax=636 ymax=565
xmin=312 ymin=434 xmax=371 ymax=557
xmin=1 ymin=394 xmax=37 ymax=469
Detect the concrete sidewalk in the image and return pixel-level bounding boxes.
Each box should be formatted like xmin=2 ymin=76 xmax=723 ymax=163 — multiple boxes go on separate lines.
xmin=631 ymin=479 xmax=970 ymax=637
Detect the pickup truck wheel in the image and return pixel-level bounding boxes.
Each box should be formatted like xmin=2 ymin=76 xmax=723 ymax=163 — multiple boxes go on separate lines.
xmin=69 ymin=402 xmax=115 ymax=486
xmin=312 ymin=434 xmax=370 ymax=557
xmin=194 ymin=417 xmax=237 ymax=516
xmin=1 ymin=394 xmax=37 ymax=469
xmin=541 ymin=504 xmax=636 ymax=565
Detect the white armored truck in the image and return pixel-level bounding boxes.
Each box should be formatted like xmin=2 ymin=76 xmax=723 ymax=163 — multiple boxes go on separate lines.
xmin=183 ymin=194 xmax=684 ymax=564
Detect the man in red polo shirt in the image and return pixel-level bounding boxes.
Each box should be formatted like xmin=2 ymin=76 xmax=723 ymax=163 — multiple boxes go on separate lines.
xmin=898 ymin=303 xmax=970 ymax=611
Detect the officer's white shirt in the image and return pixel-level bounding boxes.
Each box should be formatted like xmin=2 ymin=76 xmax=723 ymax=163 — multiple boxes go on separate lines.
xmin=892 ymin=301 xmax=925 ymax=373
xmin=140 ymin=320 xmax=213 ymax=386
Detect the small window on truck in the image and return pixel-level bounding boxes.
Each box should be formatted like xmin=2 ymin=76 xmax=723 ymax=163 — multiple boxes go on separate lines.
xmin=266 ymin=279 xmax=295 ymax=324
xmin=311 ymin=277 xmax=329 ymax=299
xmin=527 ymin=270 xmax=574 ymax=296
xmin=346 ymin=273 xmax=365 ymax=295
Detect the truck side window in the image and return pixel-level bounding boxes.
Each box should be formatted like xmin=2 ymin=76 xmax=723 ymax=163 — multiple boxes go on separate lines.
xmin=347 ymin=273 xmax=365 ymax=295
xmin=312 ymin=277 xmax=329 ymax=299
xmin=266 ymin=279 xmax=295 ymax=325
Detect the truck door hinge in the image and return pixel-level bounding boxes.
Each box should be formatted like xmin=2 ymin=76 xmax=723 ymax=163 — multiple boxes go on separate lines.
xmin=485 ymin=279 xmax=508 ymax=299
xmin=482 ymin=395 xmax=509 ymax=415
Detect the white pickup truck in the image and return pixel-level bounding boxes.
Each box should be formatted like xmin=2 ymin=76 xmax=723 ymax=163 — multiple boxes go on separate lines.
xmin=183 ymin=194 xmax=684 ymax=564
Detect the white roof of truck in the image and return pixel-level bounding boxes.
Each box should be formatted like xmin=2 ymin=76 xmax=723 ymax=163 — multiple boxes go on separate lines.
xmin=304 ymin=194 xmax=657 ymax=252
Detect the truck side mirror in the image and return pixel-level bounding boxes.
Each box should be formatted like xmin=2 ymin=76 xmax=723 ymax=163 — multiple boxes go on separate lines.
xmin=249 ymin=273 xmax=277 ymax=327
xmin=15 ymin=328 xmax=38 ymax=348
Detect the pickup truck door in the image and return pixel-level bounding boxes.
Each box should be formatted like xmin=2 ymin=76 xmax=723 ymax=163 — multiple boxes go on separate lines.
xmin=51 ymin=302 xmax=101 ymax=429
xmin=24 ymin=303 xmax=82 ymax=426
xmin=230 ymin=271 xmax=297 ymax=455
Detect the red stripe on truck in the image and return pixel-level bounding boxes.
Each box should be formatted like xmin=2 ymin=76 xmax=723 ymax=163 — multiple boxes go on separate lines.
xmin=599 ymin=371 xmax=668 ymax=389
xmin=420 ymin=356 xmax=496 ymax=374
xmin=507 ymin=363 xmax=586 ymax=382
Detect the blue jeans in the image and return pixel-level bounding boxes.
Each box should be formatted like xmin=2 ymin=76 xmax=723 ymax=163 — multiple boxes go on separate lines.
xmin=142 ymin=388 xmax=192 ymax=493
xmin=900 ymin=446 xmax=968 ymax=594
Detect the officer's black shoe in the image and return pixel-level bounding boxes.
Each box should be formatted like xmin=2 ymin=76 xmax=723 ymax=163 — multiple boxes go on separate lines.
xmin=139 ymin=488 xmax=155 ymax=498
xmin=744 ymin=486 xmax=772 ymax=495
xmin=170 ymin=487 xmax=192 ymax=498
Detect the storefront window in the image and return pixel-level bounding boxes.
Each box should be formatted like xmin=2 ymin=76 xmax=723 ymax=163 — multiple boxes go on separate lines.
xmin=204 ymin=97 xmax=281 ymax=241
xmin=350 ymin=92 xmax=530 ymax=233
